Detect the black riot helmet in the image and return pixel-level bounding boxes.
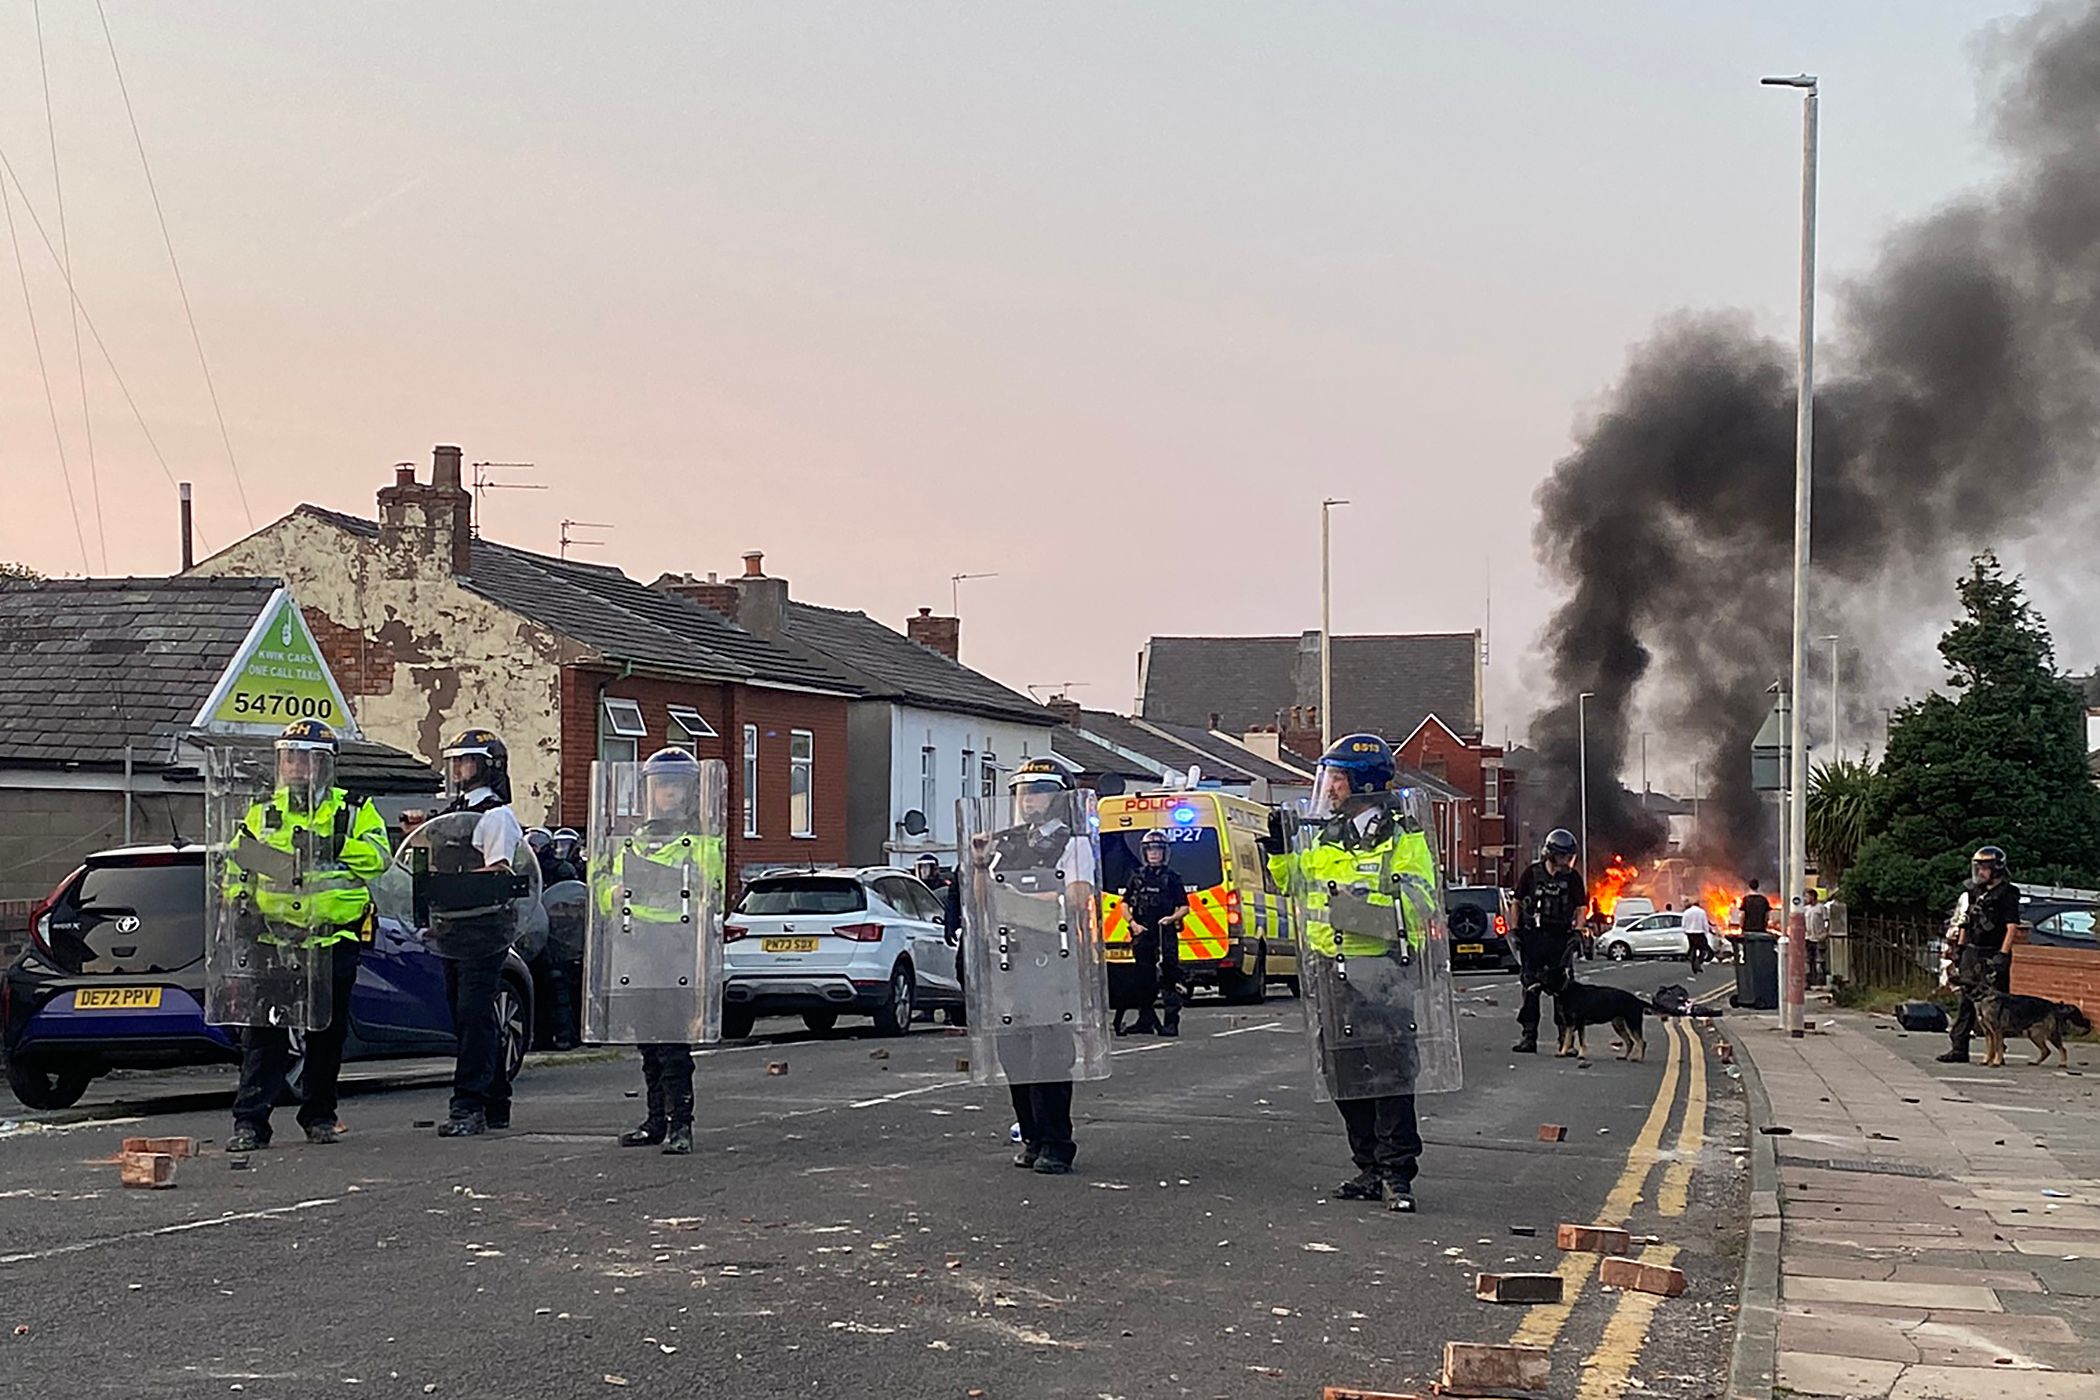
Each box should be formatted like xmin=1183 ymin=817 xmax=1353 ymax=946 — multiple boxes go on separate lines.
xmin=275 ymin=718 xmax=339 ymax=806
xmin=1542 ymin=828 xmax=1579 ymax=866
xmin=442 ymin=727 xmax=511 ymax=804
xmin=1140 ymin=830 xmax=1170 ymax=866
xmin=913 ymin=853 xmax=942 ymax=885
xmin=1971 ymin=845 xmax=2009 ymax=883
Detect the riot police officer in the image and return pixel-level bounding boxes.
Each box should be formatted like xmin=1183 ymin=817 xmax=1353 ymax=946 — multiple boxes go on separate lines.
xmin=967 ymin=758 xmax=1098 ymax=1175
xmin=434 ymin=727 xmax=528 ymax=1137
xmin=223 ymin=720 xmax=391 ymax=1152
xmin=1512 ymin=829 xmax=1587 ymax=1054
xmin=1115 ymin=831 xmax=1188 ymax=1037
xmin=1939 ymin=845 xmax=2023 ymax=1064
xmin=605 ymin=748 xmax=725 ymax=1155
xmin=1263 ymin=734 xmax=1444 ymax=1212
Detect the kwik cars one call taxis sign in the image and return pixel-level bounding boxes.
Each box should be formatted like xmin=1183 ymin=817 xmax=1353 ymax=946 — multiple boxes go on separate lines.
xmin=194 ymin=588 xmax=360 ymax=738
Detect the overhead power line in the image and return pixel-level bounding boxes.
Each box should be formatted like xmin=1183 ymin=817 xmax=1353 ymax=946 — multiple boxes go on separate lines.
xmin=1 ymin=164 xmax=90 ymax=572
xmin=36 ymin=0 xmax=104 ymax=570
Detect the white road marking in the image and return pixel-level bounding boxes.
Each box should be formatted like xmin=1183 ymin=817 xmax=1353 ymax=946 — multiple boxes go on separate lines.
xmin=847 ymin=1081 xmax=969 ymax=1111
xmin=1111 ymin=1041 xmax=1180 ymax=1056
xmin=0 ymin=1197 xmax=342 ymax=1267
xmin=1210 ymin=1021 xmax=1289 ymax=1039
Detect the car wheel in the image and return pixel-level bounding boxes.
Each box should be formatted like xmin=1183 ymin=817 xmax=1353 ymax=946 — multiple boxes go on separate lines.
xmin=1221 ymin=947 xmax=1269 ymax=1005
xmin=1608 ymin=941 xmax=1632 ymax=962
xmin=4 ymin=1055 xmax=94 ymax=1112
xmin=801 ymin=1010 xmax=840 ymax=1034
xmin=722 ymin=1005 xmax=757 ymax=1040
xmin=872 ymin=964 xmax=914 ymax=1037
xmin=497 ymin=976 xmax=531 ymax=1084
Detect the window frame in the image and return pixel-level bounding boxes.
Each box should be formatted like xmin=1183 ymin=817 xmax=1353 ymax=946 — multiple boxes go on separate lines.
xmin=742 ymin=724 xmax=760 ymax=838
xmin=1483 ymin=763 xmax=1501 ymax=818
xmin=602 ymin=697 xmax=648 ymax=739
xmin=980 ymin=753 xmax=998 ymax=799
xmin=667 ymin=705 xmax=716 ymax=752
xmin=921 ymin=745 xmax=938 ymax=827
xmin=790 ymin=729 xmax=815 ymax=838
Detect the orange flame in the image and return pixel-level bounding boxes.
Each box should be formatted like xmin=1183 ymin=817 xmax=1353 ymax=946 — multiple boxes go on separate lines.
xmin=1699 ymin=883 xmax=1737 ymax=929
xmin=1591 ymin=855 xmax=1641 ymax=916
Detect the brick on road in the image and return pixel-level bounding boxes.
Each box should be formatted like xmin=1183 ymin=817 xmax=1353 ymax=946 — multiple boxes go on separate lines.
xmin=1599 ymin=1256 xmax=1688 ymax=1297
xmin=118 ymin=1152 xmax=177 ymax=1189
xmin=1440 ymin=1341 xmax=1549 ymax=1397
xmin=1556 ymin=1222 xmax=1632 ymax=1254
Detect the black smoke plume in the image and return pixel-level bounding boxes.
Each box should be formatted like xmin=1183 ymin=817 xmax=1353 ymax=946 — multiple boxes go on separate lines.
xmin=1528 ymin=1 xmax=2100 ymax=877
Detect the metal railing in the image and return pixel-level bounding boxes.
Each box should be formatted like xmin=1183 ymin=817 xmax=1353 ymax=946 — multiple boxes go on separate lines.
xmin=1826 ymin=912 xmax=1941 ymax=992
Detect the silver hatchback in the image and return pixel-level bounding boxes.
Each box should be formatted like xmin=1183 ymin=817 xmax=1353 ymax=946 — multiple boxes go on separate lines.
xmin=721 ymin=868 xmax=962 ymax=1038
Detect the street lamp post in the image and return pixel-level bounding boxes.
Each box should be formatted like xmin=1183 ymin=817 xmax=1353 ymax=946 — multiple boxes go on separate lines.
xmin=1320 ymin=499 xmax=1349 ymax=750
xmin=1764 ymin=71 xmax=1818 ymax=1041
xmin=1578 ymin=691 xmax=1596 ymax=889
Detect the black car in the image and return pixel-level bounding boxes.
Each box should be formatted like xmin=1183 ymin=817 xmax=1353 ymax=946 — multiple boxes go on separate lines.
xmin=1446 ymin=885 xmax=1516 ymax=970
xmin=3 ymin=843 xmax=535 ymax=1111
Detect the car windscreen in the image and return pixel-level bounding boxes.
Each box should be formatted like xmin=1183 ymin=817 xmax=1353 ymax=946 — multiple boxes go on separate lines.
xmin=1100 ymin=827 xmax=1224 ymax=895
xmin=736 ymin=877 xmax=866 ymax=916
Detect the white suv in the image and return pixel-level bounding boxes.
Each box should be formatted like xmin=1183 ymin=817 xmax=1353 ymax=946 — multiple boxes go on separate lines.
xmin=722 ymin=868 xmax=961 ymax=1038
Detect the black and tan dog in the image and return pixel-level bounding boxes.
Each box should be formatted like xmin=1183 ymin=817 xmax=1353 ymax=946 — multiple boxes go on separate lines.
xmin=1977 ymin=988 xmax=2092 ymax=1068
xmin=1540 ymin=964 xmax=1649 ymax=1061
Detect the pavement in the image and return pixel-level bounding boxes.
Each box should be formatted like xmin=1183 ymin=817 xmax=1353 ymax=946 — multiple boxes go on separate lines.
xmin=1 ymin=959 xmax=1745 ymax=1400
xmin=1728 ymin=994 xmax=2100 ymax=1400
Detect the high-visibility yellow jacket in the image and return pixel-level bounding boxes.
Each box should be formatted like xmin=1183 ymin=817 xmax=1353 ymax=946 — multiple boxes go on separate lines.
xmin=224 ymin=788 xmax=390 ymax=946
xmin=1267 ymin=815 xmax=1436 ymax=958
xmin=595 ymin=828 xmax=727 ymax=926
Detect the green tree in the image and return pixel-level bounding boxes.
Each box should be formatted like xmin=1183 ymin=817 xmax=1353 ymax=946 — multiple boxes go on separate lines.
xmin=1845 ymin=553 xmax=2100 ymax=912
xmin=1806 ymin=757 xmax=1879 ymax=881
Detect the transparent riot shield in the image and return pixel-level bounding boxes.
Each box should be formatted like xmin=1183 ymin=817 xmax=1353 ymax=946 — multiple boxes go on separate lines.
xmin=1285 ymin=786 xmax=1462 ymax=1099
xmin=201 ymin=744 xmax=333 ymax=1031
xmin=582 ymin=758 xmax=728 ymax=1046
xmin=543 ymin=880 xmax=588 ymax=963
xmin=376 ymin=811 xmax=540 ymax=960
xmin=957 ymin=790 xmax=1110 ymax=1087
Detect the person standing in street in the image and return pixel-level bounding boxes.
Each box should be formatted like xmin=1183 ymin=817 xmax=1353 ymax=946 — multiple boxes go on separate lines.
xmin=1681 ymin=898 xmax=1713 ymax=975
xmin=1802 ymin=888 xmax=1831 ymax=986
xmin=1738 ymin=880 xmax=1772 ymax=937
xmin=433 ymin=728 xmax=528 ymax=1137
xmin=1115 ymin=831 xmax=1189 ymax=1037
xmin=1939 ymin=846 xmax=2023 ymax=1065
xmin=1263 ymin=734 xmax=1440 ymax=1212
xmin=224 ymin=720 xmax=391 ymax=1153
xmin=1511 ymin=829 xmax=1587 ymax=1054
xmin=602 ymin=748 xmax=725 ymax=1156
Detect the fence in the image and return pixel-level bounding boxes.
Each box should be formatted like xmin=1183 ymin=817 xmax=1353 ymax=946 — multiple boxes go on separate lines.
xmin=1827 ymin=912 xmax=1942 ymax=993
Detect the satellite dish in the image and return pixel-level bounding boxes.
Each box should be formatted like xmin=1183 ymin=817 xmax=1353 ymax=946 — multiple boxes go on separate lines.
xmin=1094 ymin=773 xmax=1126 ymax=798
xmin=902 ymin=809 xmax=929 ymax=836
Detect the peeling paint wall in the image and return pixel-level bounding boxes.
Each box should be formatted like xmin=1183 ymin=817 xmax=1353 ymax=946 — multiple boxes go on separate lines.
xmin=191 ymin=512 xmax=581 ymax=815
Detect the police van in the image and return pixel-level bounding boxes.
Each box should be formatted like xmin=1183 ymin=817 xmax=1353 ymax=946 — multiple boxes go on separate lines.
xmin=1096 ymin=791 xmax=1299 ymax=1004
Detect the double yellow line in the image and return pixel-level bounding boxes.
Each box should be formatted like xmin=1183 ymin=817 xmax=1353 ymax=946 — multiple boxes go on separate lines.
xmin=1506 ymin=1017 xmax=1711 ymax=1400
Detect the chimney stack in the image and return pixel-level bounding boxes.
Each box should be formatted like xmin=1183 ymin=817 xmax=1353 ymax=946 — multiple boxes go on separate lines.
xmin=907 ymin=606 xmax=960 ymax=661
xmin=376 ymin=446 xmax=475 ymax=577
xmin=178 ymin=482 xmax=194 ymax=572
xmin=1046 ymin=694 xmax=1083 ymax=726
xmin=652 ymin=570 xmax=742 ymax=619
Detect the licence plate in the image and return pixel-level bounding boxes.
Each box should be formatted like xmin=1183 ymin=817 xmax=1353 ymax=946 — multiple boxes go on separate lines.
xmin=761 ymin=938 xmax=820 ymax=953
xmin=74 ymin=987 xmax=163 ymax=1010
xmin=1456 ymin=943 xmax=1485 ymax=955
xmin=1106 ymin=947 xmax=1135 ymax=963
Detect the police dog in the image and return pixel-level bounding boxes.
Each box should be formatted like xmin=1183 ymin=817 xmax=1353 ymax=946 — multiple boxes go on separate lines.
xmin=1977 ymin=988 xmax=2092 ymax=1068
xmin=1541 ymin=964 xmax=1648 ymax=1061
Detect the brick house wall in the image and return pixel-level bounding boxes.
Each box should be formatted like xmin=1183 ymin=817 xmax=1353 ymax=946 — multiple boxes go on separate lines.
xmin=557 ymin=667 xmax=847 ymax=885
xmin=2010 ymin=937 xmax=2100 ymax=1025
xmin=1396 ymin=717 xmax=1514 ymax=887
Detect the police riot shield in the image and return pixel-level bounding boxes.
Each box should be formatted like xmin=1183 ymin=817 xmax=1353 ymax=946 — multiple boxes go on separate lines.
xmin=376 ymin=812 xmax=540 ymax=960
xmin=582 ymin=759 xmax=728 ymax=1046
xmin=957 ymin=790 xmax=1111 ymax=1087
xmin=1286 ymin=786 xmax=1462 ymax=1099
xmin=542 ymin=879 xmax=588 ymax=961
xmin=201 ymin=745 xmax=333 ymax=1031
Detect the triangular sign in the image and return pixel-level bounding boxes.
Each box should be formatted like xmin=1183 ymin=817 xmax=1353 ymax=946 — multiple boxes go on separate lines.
xmin=192 ymin=587 xmax=362 ymax=740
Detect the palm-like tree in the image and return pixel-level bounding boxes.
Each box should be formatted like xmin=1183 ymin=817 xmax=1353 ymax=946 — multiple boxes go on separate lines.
xmin=1806 ymin=758 xmax=1878 ymax=880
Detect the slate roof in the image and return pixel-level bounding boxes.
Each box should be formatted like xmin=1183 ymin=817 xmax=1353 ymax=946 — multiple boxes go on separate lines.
xmin=1049 ymin=726 xmax=1156 ymax=782
xmin=0 ymin=576 xmax=438 ymax=791
xmin=298 ymin=507 xmax=854 ymax=692
xmin=1135 ymin=716 xmax=1313 ymax=787
xmin=1074 ymin=709 xmax=1273 ymax=786
xmin=776 ymin=601 xmax=1050 ymax=726
xmin=1139 ymin=632 xmax=1480 ymax=744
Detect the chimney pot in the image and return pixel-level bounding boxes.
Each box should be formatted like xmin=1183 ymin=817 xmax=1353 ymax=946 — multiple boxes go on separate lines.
xmin=706 ymin=571 xmax=719 ymax=584
xmin=394 ymin=464 xmax=416 ymax=487
xmin=918 ymin=607 xmax=932 ymax=618
xmin=742 ymin=551 xmax=765 ymax=578
xmin=432 ymin=445 xmax=464 ymax=493
xmin=1208 ymin=711 xmax=1222 ymax=730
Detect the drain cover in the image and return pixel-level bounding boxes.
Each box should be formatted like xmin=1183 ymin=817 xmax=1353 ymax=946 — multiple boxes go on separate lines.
xmin=1784 ymin=1154 xmax=1944 ymax=1179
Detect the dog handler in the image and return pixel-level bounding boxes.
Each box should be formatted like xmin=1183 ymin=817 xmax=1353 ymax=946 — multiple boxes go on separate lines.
xmin=1938 ymin=845 xmax=2022 ymax=1065
xmin=1511 ymin=830 xmax=1587 ymax=1055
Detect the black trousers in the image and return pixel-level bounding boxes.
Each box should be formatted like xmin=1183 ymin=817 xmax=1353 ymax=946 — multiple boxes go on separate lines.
xmin=1517 ymin=932 xmax=1577 ymax=1034
xmin=1009 ymin=1080 xmax=1076 ymax=1165
xmin=444 ymin=950 xmax=512 ymax=1120
xmin=639 ymin=1044 xmax=695 ymax=1129
xmin=1336 ymin=1093 xmax=1421 ymax=1185
xmin=232 ymin=940 xmax=362 ymax=1140
xmin=1948 ymin=947 xmax=2012 ymax=1053
xmin=1115 ymin=932 xmax=1183 ymax=1031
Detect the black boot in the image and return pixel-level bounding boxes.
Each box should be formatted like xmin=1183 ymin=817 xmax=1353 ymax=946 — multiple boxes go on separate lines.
xmin=619 ymin=1121 xmax=667 ymax=1147
xmin=1384 ymin=1179 xmax=1417 ymax=1213
xmin=1936 ymin=1049 xmax=1970 ymax=1064
xmin=1012 ymin=1144 xmax=1041 ymax=1169
xmin=662 ymin=1125 xmax=693 ymax=1156
xmin=1333 ymin=1170 xmax=1383 ymax=1201
xmin=438 ymin=1112 xmax=486 ymax=1138
xmin=1512 ymin=1033 xmax=1538 ymax=1054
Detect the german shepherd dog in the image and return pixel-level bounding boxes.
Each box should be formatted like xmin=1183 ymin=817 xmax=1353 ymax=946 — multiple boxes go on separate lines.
xmin=1977 ymin=988 xmax=2093 ymax=1068
xmin=1540 ymin=964 xmax=1649 ymax=1061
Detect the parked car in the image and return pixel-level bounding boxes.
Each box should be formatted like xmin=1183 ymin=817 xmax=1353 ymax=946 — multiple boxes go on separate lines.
xmin=1446 ymin=886 xmax=1515 ymax=970
xmin=1597 ymin=910 xmax=1693 ymax=962
xmin=722 ymin=868 xmax=963 ymax=1039
xmin=2 ymin=843 xmax=535 ymax=1112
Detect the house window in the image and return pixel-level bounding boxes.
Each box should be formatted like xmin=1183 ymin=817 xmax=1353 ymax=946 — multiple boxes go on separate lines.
xmin=980 ymin=753 xmax=998 ymax=798
xmin=602 ymin=696 xmax=647 ymax=742
xmin=742 ymin=724 xmax=759 ymax=837
xmin=1484 ymin=764 xmax=1501 ymax=818
xmin=921 ymin=746 xmax=938 ymax=827
xmin=791 ymin=730 xmax=815 ymax=837
xmin=667 ymin=705 xmax=716 ymax=753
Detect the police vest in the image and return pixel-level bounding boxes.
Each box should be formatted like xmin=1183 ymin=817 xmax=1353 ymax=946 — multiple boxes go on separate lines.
xmin=1266 ymin=813 xmax=1435 ymax=958
xmin=990 ymin=822 xmax=1074 ymax=895
xmin=598 ymin=827 xmax=726 ymax=926
xmin=1122 ymin=867 xmax=1183 ymax=929
xmin=1520 ymin=862 xmax=1581 ymax=937
xmin=224 ymin=788 xmax=389 ymax=944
